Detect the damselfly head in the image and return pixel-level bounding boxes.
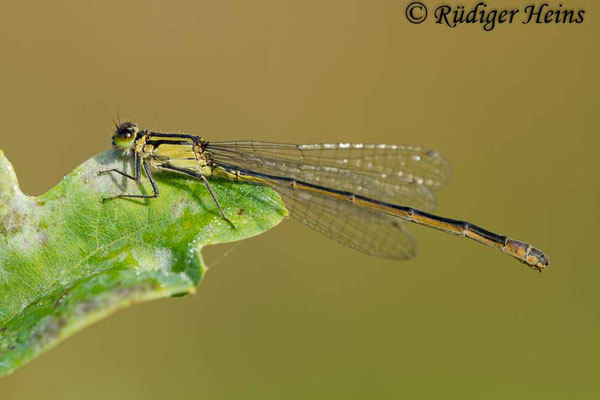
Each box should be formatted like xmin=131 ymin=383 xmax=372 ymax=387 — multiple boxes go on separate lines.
xmin=112 ymin=122 xmax=139 ymax=149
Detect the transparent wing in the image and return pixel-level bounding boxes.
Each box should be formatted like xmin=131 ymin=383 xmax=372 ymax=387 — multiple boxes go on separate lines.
xmin=207 ymin=141 xmax=450 ymax=212
xmin=246 ymin=179 xmax=417 ymax=259
xmin=204 ymin=141 xmax=450 ymax=258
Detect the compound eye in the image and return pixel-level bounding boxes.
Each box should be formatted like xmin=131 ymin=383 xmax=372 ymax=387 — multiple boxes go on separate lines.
xmin=112 ymin=122 xmax=138 ymax=149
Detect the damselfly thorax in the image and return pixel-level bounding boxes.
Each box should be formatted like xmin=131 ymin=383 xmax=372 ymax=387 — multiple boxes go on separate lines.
xmin=99 ymin=122 xmax=550 ymax=272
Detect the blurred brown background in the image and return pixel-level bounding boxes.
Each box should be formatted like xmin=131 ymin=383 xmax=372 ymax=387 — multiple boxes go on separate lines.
xmin=1 ymin=0 xmax=598 ymax=399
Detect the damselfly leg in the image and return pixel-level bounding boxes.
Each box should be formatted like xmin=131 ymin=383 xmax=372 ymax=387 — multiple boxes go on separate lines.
xmin=157 ymin=164 xmax=235 ymax=228
xmin=98 ymin=154 xmax=159 ymax=201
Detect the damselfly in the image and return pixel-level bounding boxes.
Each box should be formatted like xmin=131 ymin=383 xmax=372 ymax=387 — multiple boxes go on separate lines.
xmin=99 ymin=122 xmax=549 ymax=271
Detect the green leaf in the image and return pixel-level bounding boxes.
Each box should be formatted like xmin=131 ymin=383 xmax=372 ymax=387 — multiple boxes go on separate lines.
xmin=0 ymin=149 xmax=286 ymax=376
